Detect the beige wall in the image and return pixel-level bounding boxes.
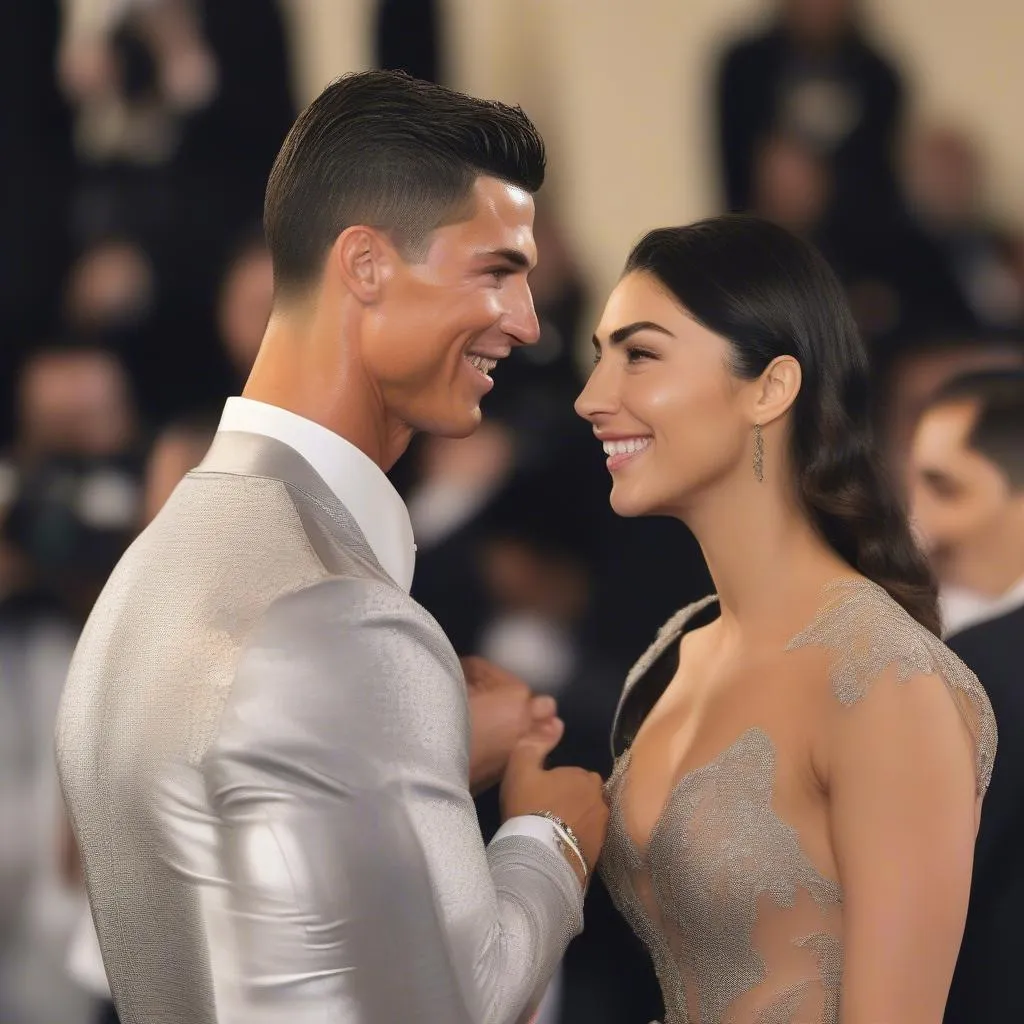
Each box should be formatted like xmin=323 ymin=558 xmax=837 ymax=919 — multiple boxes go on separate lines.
xmin=282 ymin=0 xmax=1024 ymax=314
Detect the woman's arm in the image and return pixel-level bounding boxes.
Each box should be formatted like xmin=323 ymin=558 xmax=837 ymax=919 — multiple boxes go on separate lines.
xmin=828 ymin=666 xmax=978 ymax=1024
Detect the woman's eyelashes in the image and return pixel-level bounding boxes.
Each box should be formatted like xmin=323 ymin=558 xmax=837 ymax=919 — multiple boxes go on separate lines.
xmin=625 ymin=345 xmax=657 ymax=364
xmin=591 ymin=344 xmax=659 ymax=366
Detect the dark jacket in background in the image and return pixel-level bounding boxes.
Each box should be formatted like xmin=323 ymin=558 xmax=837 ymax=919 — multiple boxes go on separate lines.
xmin=716 ymin=23 xmax=904 ymax=223
xmin=945 ymin=603 xmax=1024 ymax=1024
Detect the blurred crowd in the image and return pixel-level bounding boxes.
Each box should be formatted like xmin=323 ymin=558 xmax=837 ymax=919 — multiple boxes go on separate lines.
xmin=1 ymin=2 xmax=1022 ymax=1024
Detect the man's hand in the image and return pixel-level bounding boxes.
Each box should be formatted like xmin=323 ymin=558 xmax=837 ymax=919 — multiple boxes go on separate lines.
xmin=501 ymin=726 xmax=609 ymax=887
xmin=461 ymin=656 xmax=560 ymax=795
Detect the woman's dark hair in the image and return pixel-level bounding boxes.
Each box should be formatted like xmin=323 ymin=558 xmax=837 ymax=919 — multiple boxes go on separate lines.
xmin=264 ymin=69 xmax=545 ymax=296
xmin=625 ymin=214 xmax=940 ymax=635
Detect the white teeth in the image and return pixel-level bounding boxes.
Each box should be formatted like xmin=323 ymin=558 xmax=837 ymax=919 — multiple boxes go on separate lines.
xmin=467 ymin=354 xmax=498 ymax=375
xmin=602 ymin=438 xmax=652 ymax=457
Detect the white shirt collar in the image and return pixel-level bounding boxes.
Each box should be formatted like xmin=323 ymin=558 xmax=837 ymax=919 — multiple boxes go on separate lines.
xmin=216 ymin=397 xmax=416 ymax=591
xmin=941 ymin=574 xmax=1024 ymax=638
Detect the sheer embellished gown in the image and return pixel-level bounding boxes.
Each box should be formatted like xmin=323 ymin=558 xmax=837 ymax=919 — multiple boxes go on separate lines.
xmin=599 ymin=579 xmax=996 ymax=1024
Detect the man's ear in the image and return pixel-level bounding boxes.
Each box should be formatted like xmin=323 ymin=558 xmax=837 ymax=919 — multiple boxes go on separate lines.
xmin=751 ymin=354 xmax=802 ymax=426
xmin=330 ymin=226 xmax=397 ymax=304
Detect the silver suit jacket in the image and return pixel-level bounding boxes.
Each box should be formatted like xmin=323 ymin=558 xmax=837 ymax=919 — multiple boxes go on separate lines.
xmin=55 ymin=430 xmax=583 ymax=1024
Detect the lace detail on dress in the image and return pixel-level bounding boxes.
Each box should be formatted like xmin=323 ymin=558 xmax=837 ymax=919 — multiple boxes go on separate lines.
xmin=757 ymin=934 xmax=843 ymax=1024
xmin=602 ymin=729 xmax=842 ymax=1024
xmin=599 ymin=577 xmax=997 ymax=1024
xmin=786 ymin=578 xmax=997 ymax=794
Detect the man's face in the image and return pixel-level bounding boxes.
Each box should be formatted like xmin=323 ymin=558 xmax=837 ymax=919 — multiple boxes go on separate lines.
xmin=363 ymin=176 xmax=540 ymax=439
xmin=910 ymin=399 xmax=1019 ymax=588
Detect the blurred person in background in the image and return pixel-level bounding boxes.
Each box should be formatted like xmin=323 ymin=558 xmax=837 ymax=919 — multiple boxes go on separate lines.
xmin=13 ymin=345 xmax=139 ymax=468
xmin=0 ymin=348 xmax=140 ymax=1024
xmin=58 ymin=0 xmax=293 ymax=244
xmin=900 ymin=124 xmax=1024 ymax=331
xmin=215 ymin=228 xmax=274 ymax=385
xmin=57 ymin=234 xmax=191 ymax=428
xmin=746 ymin=128 xmax=977 ymax=352
xmin=4 ymin=343 xmax=142 ymax=625
xmin=750 ymin=131 xmax=834 ymax=244
xmin=62 ymin=238 xmax=156 ymax=342
xmin=0 ymin=490 xmax=93 ymax=1024
xmin=911 ymin=369 xmax=1024 ymax=635
xmin=713 ymin=2 xmax=994 ymax=355
xmin=716 ymin=0 xmax=905 ymax=226
xmin=57 ymin=0 xmax=294 ymax=427
xmin=3 ymin=344 xmax=143 ymax=623
xmin=909 ymin=369 xmax=1024 ymax=1023
xmin=836 ymin=123 xmax=1024 ymax=355
xmin=747 ymin=131 xmax=899 ymax=344
xmin=876 ymin=330 xmax=1024 ymax=489
xmin=0 ymin=1 xmax=75 ymax=447
xmin=577 ymin=215 xmax=994 ymax=1024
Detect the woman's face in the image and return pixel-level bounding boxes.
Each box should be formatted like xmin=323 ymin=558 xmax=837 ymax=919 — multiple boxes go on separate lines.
xmin=575 ymin=271 xmax=754 ymax=518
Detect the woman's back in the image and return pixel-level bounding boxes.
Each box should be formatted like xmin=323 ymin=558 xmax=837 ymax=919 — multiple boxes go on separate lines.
xmin=600 ymin=577 xmax=995 ymax=1024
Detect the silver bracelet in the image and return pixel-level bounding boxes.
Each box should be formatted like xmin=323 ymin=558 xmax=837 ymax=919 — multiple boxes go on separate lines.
xmin=534 ymin=810 xmax=588 ymax=881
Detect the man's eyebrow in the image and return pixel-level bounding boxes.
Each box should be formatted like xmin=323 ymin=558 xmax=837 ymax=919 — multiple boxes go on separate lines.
xmin=478 ymin=247 xmax=532 ymax=269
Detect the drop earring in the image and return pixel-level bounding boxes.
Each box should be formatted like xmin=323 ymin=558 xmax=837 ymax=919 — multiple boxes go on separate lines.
xmin=753 ymin=423 xmax=765 ymax=483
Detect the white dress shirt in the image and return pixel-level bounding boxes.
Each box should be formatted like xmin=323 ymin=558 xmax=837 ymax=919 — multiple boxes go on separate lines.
xmin=217 ymin=396 xmax=417 ymax=592
xmin=941 ymin=574 xmax=1024 ymax=638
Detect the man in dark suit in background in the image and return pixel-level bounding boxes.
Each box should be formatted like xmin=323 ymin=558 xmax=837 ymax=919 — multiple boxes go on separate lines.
xmin=909 ymin=369 xmax=1024 ymax=1023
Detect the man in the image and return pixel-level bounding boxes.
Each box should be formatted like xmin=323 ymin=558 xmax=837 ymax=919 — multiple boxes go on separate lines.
xmin=911 ymin=368 xmax=1024 ymax=635
xmin=909 ymin=368 xmax=1024 ymax=1023
xmin=56 ymin=71 xmax=608 ymax=1024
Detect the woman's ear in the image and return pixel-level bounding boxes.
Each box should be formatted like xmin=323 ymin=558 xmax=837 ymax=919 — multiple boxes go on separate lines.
xmin=752 ymin=355 xmax=802 ymax=426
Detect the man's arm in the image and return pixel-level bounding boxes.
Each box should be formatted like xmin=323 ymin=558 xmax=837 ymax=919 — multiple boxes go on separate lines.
xmin=204 ymin=577 xmax=584 ymax=1024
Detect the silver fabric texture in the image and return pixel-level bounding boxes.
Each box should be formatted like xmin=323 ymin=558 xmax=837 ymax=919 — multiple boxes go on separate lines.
xmin=600 ymin=579 xmax=996 ymax=1024
xmin=56 ymin=431 xmax=582 ymax=1024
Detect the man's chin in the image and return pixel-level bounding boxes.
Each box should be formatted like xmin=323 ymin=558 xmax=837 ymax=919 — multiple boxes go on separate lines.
xmin=420 ymin=405 xmax=483 ymax=440
xmin=451 ymin=404 xmax=484 ymax=438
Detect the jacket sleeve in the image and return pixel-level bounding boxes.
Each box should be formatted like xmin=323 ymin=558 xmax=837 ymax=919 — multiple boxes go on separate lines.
xmin=203 ymin=576 xmax=583 ymax=1024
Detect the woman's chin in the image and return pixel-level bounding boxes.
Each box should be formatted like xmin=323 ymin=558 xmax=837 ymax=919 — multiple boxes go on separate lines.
xmin=609 ymin=485 xmax=652 ymax=519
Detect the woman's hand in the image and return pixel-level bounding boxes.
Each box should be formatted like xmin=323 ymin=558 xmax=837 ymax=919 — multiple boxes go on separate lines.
xmin=461 ymin=656 xmax=560 ymax=795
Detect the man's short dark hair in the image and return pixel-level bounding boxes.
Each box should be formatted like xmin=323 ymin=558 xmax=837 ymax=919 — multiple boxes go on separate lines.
xmin=263 ymin=70 xmax=546 ymax=295
xmin=931 ymin=369 xmax=1024 ymax=488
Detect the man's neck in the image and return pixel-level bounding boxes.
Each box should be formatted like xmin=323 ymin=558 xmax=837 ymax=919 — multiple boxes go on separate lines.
xmin=956 ymin=520 xmax=1024 ymax=598
xmin=243 ymin=315 xmax=413 ymax=472
xmin=952 ymin=562 xmax=1024 ymax=601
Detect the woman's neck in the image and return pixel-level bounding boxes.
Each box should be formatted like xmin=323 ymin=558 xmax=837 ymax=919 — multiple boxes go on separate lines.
xmin=680 ymin=473 xmax=852 ymax=640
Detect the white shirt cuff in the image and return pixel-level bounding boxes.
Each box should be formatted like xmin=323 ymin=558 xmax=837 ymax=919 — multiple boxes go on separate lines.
xmin=491 ymin=815 xmax=586 ymax=887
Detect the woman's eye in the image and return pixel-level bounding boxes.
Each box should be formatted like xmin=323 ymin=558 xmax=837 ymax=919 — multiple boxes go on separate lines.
xmin=626 ymin=347 xmax=656 ymax=363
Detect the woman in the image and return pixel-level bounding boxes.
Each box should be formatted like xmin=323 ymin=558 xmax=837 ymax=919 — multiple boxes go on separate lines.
xmin=576 ymin=215 xmax=996 ymax=1024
